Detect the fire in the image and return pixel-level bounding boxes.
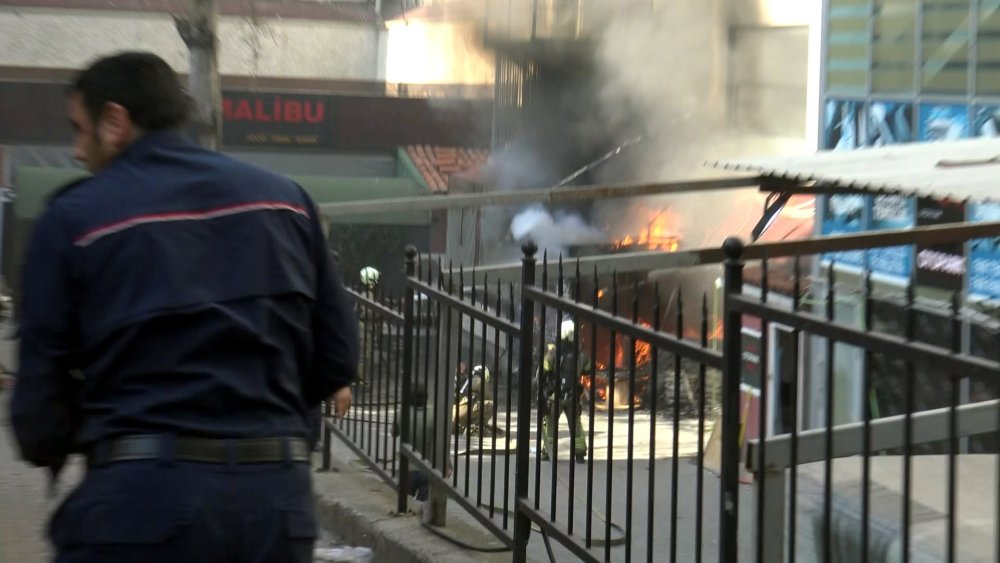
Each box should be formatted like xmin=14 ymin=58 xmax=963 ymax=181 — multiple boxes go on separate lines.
xmin=580 ymin=374 xmax=608 ymax=402
xmin=612 ymin=209 xmax=681 ymax=252
xmin=613 ymin=323 xmax=654 ymax=368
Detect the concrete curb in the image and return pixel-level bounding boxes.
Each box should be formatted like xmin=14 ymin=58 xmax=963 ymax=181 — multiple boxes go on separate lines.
xmin=312 ymin=438 xmax=507 ymax=563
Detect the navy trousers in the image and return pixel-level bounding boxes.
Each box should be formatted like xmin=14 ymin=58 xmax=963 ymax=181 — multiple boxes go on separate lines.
xmin=49 ymin=460 xmax=316 ymax=562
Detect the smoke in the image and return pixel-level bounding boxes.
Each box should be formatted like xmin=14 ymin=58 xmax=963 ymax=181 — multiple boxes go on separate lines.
xmin=509 ymin=205 xmax=607 ymax=257
xmin=577 ymin=2 xmax=814 ymax=248
xmin=474 ymin=1 xmax=814 ymax=262
xmin=583 ymin=1 xmax=793 ymax=248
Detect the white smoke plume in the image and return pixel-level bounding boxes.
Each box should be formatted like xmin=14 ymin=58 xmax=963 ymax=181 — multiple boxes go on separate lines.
xmin=510 ymin=205 xmax=607 ymax=257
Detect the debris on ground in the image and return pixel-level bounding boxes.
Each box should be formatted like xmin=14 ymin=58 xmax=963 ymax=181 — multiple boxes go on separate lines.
xmin=313 ymin=545 xmax=374 ymax=562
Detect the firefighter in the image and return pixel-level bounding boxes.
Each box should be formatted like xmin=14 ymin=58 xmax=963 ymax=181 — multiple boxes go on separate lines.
xmin=360 ymin=266 xmax=380 ymax=291
xmin=453 ymin=365 xmax=496 ymax=433
xmin=538 ymin=319 xmax=589 ymax=462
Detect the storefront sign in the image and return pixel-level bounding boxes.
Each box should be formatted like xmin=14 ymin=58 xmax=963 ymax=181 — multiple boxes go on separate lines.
xmin=222 ymin=91 xmax=330 ymax=148
xmin=915 ymin=197 xmax=966 ymax=292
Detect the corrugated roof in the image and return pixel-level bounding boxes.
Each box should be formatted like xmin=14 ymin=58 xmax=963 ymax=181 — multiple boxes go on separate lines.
xmin=404 ymin=145 xmax=490 ymax=193
xmin=711 ymin=138 xmax=1000 ymax=203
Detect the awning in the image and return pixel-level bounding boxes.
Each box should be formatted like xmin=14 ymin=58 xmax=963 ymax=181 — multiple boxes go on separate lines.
xmin=712 ymin=138 xmax=1000 ymax=203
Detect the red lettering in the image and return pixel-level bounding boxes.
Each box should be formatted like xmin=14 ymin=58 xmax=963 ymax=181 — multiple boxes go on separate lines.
xmin=304 ymin=101 xmax=324 ymax=124
xmin=254 ymin=100 xmax=271 ymax=122
xmin=222 ymin=98 xmax=234 ymax=120
xmin=233 ymin=100 xmax=253 ymax=121
xmin=283 ymin=101 xmax=302 ymax=123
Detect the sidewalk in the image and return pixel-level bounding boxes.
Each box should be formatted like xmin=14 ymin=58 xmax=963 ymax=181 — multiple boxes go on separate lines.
xmin=313 ymin=433 xmax=524 ymax=563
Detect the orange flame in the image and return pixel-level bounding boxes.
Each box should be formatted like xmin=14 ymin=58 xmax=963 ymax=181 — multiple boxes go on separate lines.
xmin=612 ymin=209 xmax=681 ymax=252
xmin=613 ymin=322 xmax=654 ymax=368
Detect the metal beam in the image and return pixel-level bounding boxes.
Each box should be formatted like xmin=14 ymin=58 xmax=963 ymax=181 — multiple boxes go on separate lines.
xmin=317 ymin=175 xmax=761 ymax=217
xmin=454 ymin=220 xmax=1000 ymax=283
xmin=746 ymin=399 xmax=1000 ymax=472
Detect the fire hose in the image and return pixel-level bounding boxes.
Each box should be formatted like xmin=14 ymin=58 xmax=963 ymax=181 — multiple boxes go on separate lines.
xmin=413 ymin=449 xmax=628 ymax=559
xmin=349 ymin=447 xmax=627 ymax=557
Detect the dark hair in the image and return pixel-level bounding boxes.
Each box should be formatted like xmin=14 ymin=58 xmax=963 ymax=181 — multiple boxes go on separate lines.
xmin=71 ymin=51 xmax=190 ymax=131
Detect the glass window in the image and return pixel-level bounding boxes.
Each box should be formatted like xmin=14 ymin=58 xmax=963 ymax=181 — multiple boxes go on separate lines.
xmin=873 ymin=0 xmax=918 ymax=94
xmin=978 ymin=0 xmax=1000 ymax=94
xmin=828 ymin=0 xmax=872 ymax=94
xmin=922 ymin=0 xmax=970 ymax=94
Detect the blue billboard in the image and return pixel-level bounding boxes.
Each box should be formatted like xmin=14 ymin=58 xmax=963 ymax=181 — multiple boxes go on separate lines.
xmin=821 ymin=194 xmax=867 ymax=268
xmin=865 ymin=102 xmax=914 ymax=146
xmin=868 ymin=195 xmax=915 ymax=282
xmin=969 ymin=202 xmax=1000 ymax=301
xmin=974 ymin=105 xmax=1000 ymax=138
xmin=823 ymin=99 xmax=864 ymax=150
xmin=919 ymin=103 xmax=970 ymax=142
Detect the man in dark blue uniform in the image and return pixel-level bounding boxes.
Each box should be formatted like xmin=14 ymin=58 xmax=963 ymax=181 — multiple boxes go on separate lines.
xmin=8 ymin=51 xmax=359 ymax=562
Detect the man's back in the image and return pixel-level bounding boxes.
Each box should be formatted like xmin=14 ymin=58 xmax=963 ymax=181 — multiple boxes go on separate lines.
xmin=10 ymin=51 xmax=358 ymax=563
xmin=17 ymin=131 xmax=352 ymax=452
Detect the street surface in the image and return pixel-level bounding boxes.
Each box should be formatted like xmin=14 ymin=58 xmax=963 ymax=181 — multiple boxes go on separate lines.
xmin=0 ymin=398 xmax=82 ymax=563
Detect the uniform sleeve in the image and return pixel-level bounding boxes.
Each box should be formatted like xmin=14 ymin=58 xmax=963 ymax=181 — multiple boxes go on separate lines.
xmin=302 ymin=196 xmax=359 ymax=406
xmin=9 ymin=209 xmax=83 ymax=467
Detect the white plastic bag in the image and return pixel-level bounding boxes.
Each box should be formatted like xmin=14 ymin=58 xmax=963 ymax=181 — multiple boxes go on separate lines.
xmin=313 ymin=545 xmax=374 ymax=563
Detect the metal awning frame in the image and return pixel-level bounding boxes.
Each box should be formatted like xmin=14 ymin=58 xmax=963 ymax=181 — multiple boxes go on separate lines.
xmin=441 ymin=220 xmax=1000 ymax=284
xmin=317 ymin=175 xmax=762 ymax=217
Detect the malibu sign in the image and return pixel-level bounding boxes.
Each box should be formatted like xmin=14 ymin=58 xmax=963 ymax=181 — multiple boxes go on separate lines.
xmin=221 ymin=91 xmax=330 ymax=148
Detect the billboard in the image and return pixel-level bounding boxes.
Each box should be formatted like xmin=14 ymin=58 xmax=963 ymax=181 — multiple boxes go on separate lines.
xmin=821 ymin=194 xmax=867 ymax=269
xmin=823 ymin=99 xmax=864 ymax=150
xmin=969 ymin=202 xmax=1000 ymax=300
xmin=865 ymin=101 xmax=914 ymax=146
xmin=919 ymin=103 xmax=970 ymax=142
xmin=868 ymin=194 xmax=915 ymax=282
xmin=974 ymin=105 xmax=1000 ymax=137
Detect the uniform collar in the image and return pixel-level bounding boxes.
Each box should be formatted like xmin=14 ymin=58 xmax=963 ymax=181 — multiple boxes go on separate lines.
xmin=116 ymin=129 xmax=195 ymax=163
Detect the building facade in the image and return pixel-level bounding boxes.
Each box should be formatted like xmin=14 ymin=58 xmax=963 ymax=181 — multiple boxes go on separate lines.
xmin=813 ymin=0 xmax=1000 ymax=436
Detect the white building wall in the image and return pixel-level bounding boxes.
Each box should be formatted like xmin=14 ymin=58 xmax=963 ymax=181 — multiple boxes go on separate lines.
xmin=0 ymin=7 xmax=379 ymax=80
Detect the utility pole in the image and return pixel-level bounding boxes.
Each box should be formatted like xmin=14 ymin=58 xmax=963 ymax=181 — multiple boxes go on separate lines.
xmin=174 ymin=0 xmax=221 ymax=149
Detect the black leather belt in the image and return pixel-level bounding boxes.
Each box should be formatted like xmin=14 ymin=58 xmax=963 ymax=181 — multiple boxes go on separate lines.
xmin=88 ymin=435 xmax=310 ymax=467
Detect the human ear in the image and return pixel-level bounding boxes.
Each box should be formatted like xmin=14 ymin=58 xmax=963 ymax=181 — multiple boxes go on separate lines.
xmin=97 ymin=102 xmax=134 ymax=148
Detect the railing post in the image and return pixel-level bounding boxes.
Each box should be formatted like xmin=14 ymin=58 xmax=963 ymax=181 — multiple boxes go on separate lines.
xmin=398 ymin=246 xmax=417 ymax=514
xmin=720 ymin=236 xmax=745 ymax=563
xmin=755 ymin=467 xmax=787 ymax=562
xmin=513 ymin=241 xmax=538 ymax=563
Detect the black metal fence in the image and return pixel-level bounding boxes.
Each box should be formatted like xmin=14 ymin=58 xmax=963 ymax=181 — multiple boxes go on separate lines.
xmin=732 ymin=223 xmax=1000 ymax=563
xmin=322 ymin=220 xmax=1000 ymax=563
xmin=323 ymin=287 xmax=405 ymax=487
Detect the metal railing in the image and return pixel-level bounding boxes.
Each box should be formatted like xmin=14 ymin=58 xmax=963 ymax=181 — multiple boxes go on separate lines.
xmin=727 ymin=224 xmax=1000 ymax=563
xmin=511 ymin=247 xmax=726 ymax=563
xmin=321 ymin=219 xmax=1000 ymax=562
xmin=323 ymin=287 xmax=405 ymax=488
xmin=397 ymin=251 xmax=523 ymax=544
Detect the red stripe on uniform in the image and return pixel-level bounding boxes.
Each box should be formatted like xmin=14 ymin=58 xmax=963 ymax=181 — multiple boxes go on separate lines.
xmin=73 ymin=201 xmax=310 ymax=247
